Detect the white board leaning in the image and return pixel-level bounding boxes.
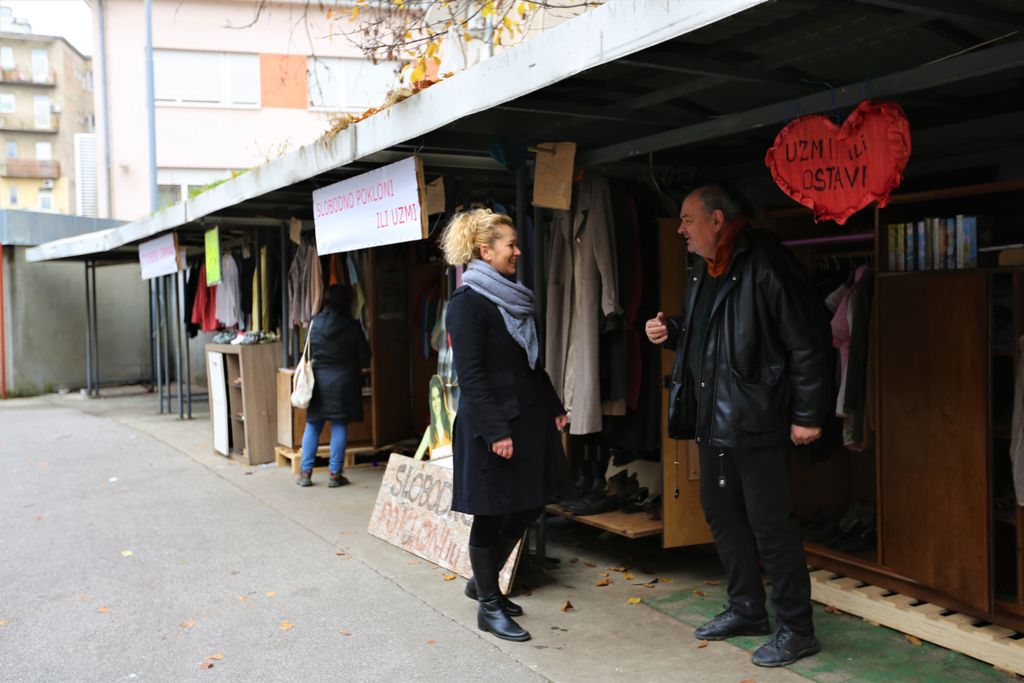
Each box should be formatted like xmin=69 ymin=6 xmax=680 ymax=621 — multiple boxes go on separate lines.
xmin=138 ymin=232 xmax=182 ymax=280
xmin=313 ymin=156 xmax=428 ymax=255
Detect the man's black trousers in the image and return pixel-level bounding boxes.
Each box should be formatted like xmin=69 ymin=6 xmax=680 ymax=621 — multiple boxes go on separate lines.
xmin=698 ymin=444 xmax=814 ymax=635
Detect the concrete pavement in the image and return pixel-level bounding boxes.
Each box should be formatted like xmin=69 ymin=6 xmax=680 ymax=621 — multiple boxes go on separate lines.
xmin=1 ymin=390 xmax=804 ymax=682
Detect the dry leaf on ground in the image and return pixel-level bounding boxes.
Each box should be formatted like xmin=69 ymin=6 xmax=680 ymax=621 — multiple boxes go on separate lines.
xmin=97 ymin=606 xmax=109 ymax=614
xmin=596 ymin=579 xmax=612 ymax=587
xmin=0 ymin=619 xmax=9 ymax=627
xmin=265 ymin=592 xmax=276 ymax=598
xmin=279 ymin=621 xmax=294 ymax=631
xmin=236 ymin=596 xmax=247 ymax=602
xmin=584 ymin=562 xmax=597 ymax=568
xmin=569 ymin=558 xmax=578 ymax=563
xmin=121 ymin=550 xmax=133 ymax=557
xmin=825 ymin=605 xmax=843 ymax=615
xmin=204 ymin=654 xmax=224 ymax=661
xmin=642 ymin=582 xmax=657 ymax=589
xmin=904 ymin=634 xmax=922 ymax=646
xmin=443 ymin=574 xmax=457 ymax=582
xmin=426 ymin=639 xmax=437 ymax=645
xmin=75 ymin=594 xmax=91 ymax=603
xmin=697 ymin=639 xmax=710 ymax=648
xmin=703 ymin=579 xmax=721 ymax=585
xmin=180 ymin=620 xmax=196 ymax=629
xmin=335 ymin=552 xmax=346 ymax=557
xmin=339 ymin=629 xmax=352 ymax=636
xmin=628 ymin=597 xmax=642 ymax=605
xmin=739 ymin=679 xmax=755 ymax=683
xmin=658 ymin=577 xmax=674 ymax=583
xmin=560 ymin=600 xmax=574 ymax=612
xmin=623 ymin=572 xmax=635 ymax=581
xmin=33 ymin=515 xmax=44 ymax=521
xmin=199 ymin=662 xmax=214 ymax=669
xmin=598 ymin=572 xmax=609 ymax=578
xmin=692 ymin=590 xmax=706 ymax=597
xmin=609 ymin=566 xmax=627 ymax=572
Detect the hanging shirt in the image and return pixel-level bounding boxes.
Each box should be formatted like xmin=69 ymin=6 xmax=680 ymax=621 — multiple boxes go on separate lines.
xmin=308 ymin=244 xmax=324 ymax=322
xmin=251 ymin=246 xmax=270 ymax=332
xmin=216 ymin=253 xmax=242 ymax=328
xmin=191 ymin=263 xmax=219 ymax=333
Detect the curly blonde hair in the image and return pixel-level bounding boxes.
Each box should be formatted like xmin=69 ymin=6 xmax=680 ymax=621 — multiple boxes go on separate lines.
xmin=439 ymin=208 xmax=514 ymax=266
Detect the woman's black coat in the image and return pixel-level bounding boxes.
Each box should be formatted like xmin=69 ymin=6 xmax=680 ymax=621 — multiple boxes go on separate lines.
xmin=306 ymin=309 xmax=371 ymax=423
xmin=445 ymin=285 xmax=569 ymax=516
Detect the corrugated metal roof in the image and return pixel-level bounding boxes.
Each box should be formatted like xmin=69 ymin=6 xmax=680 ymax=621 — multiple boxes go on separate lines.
xmin=0 ymin=210 xmax=122 ymax=247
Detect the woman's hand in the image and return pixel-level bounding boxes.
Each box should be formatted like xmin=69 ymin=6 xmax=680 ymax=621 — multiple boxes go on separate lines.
xmin=555 ymin=414 xmax=568 ymax=431
xmin=491 ymin=437 xmax=514 ymax=459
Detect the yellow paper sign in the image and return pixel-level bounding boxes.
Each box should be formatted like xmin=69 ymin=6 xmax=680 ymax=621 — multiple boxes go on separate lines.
xmin=532 ymin=142 xmax=576 ymax=210
xmin=205 ymin=227 xmax=221 ymax=285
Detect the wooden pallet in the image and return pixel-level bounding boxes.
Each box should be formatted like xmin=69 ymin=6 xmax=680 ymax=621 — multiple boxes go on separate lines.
xmin=545 ymin=504 xmax=663 ymax=539
xmin=809 ymin=569 xmax=1024 ymax=675
xmin=273 ymin=443 xmax=380 ymax=474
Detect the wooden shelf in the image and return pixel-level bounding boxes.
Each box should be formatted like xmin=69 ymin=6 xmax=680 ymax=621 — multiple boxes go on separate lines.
xmin=885 ymin=179 xmax=1024 ymax=205
xmin=994 ymin=509 xmax=1018 ymax=526
xmin=545 ymin=504 xmax=662 ymax=539
xmin=804 ymin=541 xmax=879 ymax=567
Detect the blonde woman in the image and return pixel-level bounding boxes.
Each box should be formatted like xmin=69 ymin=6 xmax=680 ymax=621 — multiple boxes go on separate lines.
xmin=442 ymin=209 xmax=569 ymax=642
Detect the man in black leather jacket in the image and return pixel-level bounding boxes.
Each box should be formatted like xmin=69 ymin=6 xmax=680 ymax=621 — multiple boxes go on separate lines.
xmin=646 ymin=184 xmax=831 ymax=668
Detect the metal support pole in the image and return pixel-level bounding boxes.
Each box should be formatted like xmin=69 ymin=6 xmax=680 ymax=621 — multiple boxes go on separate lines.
xmin=255 ymin=230 xmax=262 ymax=333
xmin=91 ymin=260 xmax=100 ymax=396
xmin=174 ymin=271 xmax=183 ymax=418
xmin=144 ymin=0 xmax=158 ymax=214
xmin=182 ymin=270 xmax=192 ymax=419
xmin=155 ymin=275 xmax=163 ymax=413
xmin=148 ymin=279 xmax=156 ymax=389
xmin=280 ymin=224 xmax=289 ymax=368
xmin=84 ymin=262 xmax=93 ymax=395
xmin=163 ymin=274 xmax=172 ymax=408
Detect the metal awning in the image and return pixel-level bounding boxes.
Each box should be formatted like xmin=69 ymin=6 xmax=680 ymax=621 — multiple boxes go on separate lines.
xmin=27 ymin=0 xmax=1024 ymax=263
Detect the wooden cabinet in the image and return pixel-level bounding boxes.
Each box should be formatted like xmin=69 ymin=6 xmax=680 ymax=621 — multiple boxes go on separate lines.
xmin=275 ymin=367 xmax=373 ymax=448
xmin=877 ymin=272 xmax=990 ymax=611
xmin=205 ymin=341 xmax=281 ymax=465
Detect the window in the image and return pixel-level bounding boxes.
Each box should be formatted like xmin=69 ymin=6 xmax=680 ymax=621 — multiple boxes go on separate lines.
xmin=0 ymin=47 xmax=13 ymax=70
xmin=156 ymin=184 xmax=181 ymax=208
xmin=154 ymin=50 xmax=260 ymax=106
xmin=31 ymin=48 xmax=48 ymax=82
xmin=0 ymin=93 xmax=13 ymax=113
xmin=38 ymin=188 xmax=52 ymax=211
xmin=307 ymin=57 xmax=397 ymax=111
xmin=33 ymin=95 xmax=50 ymax=129
xmin=5 ymin=141 xmax=15 ymax=158
xmin=8 ymin=186 xmax=17 ymax=205
xmin=35 ymin=142 xmax=52 ymax=160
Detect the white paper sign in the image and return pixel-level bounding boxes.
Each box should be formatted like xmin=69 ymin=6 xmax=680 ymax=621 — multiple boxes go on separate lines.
xmin=313 ymin=156 xmax=427 ymax=255
xmin=138 ymin=233 xmax=181 ymax=280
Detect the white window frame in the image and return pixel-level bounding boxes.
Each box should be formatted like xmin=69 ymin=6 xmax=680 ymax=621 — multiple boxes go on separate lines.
xmin=5 ymin=141 xmax=16 ymax=158
xmin=154 ymin=50 xmax=261 ymax=109
xmin=9 ymin=186 xmax=18 ymax=205
xmin=307 ymin=57 xmax=397 ymax=112
xmin=0 ymin=47 xmax=13 ymax=70
xmin=0 ymin=92 xmax=13 ymax=113
xmin=38 ymin=188 xmax=53 ymax=211
xmin=33 ymin=95 xmax=51 ymax=129
xmin=35 ymin=142 xmax=52 ymax=161
xmin=31 ymin=48 xmax=49 ymax=83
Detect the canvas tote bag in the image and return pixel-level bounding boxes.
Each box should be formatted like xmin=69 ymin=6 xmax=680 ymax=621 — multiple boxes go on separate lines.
xmin=290 ymin=321 xmax=315 ymax=409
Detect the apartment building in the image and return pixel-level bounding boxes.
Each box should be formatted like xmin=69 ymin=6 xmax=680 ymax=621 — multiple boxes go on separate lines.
xmin=94 ymin=0 xmax=400 ymax=221
xmin=0 ymin=29 xmax=95 ymax=215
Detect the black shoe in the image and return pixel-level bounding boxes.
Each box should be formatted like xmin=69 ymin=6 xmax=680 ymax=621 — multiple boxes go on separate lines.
xmin=464 ymin=579 xmax=523 ymax=616
xmin=752 ymin=625 xmax=820 ymax=667
xmin=694 ymin=608 xmax=770 ymax=641
xmin=468 ymin=545 xmax=530 ymax=642
xmin=328 ymin=472 xmax=350 ymax=488
xmin=296 ymin=471 xmax=312 ymax=487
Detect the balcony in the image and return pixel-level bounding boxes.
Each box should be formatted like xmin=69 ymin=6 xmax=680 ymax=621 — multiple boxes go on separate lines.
xmin=0 ymin=113 xmax=59 ymax=133
xmin=0 ymin=68 xmax=56 ymax=87
xmin=0 ymin=159 xmax=61 ymax=179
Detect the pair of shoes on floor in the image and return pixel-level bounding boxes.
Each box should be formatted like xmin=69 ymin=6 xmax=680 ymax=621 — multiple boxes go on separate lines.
xmin=296 ymin=470 xmax=312 ymax=487
xmin=328 ymin=472 xmax=350 ymax=488
xmin=694 ymin=610 xmax=819 ymax=667
xmin=211 ymin=330 xmax=235 ymax=344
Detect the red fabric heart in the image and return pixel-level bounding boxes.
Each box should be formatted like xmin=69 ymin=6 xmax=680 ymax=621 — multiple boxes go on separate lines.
xmin=764 ymin=100 xmax=911 ymax=225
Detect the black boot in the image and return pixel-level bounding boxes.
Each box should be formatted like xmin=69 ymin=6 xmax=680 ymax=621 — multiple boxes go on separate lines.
xmin=464 ymin=536 xmax=524 ymax=615
xmin=468 ymin=545 xmax=530 ymax=642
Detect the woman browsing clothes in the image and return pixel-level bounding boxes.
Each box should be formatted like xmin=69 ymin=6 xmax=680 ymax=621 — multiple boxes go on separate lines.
xmin=442 ymin=209 xmax=570 ymax=642
xmin=297 ymin=285 xmax=371 ymax=488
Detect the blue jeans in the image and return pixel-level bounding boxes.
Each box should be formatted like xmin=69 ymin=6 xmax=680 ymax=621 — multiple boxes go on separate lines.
xmin=300 ymin=419 xmax=348 ymax=474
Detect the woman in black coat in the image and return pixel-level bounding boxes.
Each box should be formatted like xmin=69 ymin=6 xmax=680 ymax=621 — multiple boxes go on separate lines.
xmin=442 ymin=209 xmax=569 ymax=642
xmin=298 ymin=285 xmax=371 ymax=487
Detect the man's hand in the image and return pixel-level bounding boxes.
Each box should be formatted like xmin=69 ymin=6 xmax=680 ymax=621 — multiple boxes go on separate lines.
xmin=791 ymin=424 xmax=821 ymax=446
xmin=555 ymin=414 xmax=569 ymax=431
xmin=645 ymin=312 xmax=668 ymax=344
xmin=491 ymin=436 xmax=514 ymax=459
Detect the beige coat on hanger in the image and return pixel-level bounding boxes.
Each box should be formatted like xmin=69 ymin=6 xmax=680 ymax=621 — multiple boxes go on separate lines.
xmin=544 ymin=174 xmax=622 ymax=436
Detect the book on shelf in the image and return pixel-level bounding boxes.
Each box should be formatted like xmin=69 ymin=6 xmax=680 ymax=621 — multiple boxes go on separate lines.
xmin=887 ymin=224 xmax=898 ymax=272
xmin=921 ymin=220 xmax=929 ymax=270
xmin=964 ymin=215 xmax=978 ymax=268
xmin=930 ymin=218 xmax=942 ymax=270
xmin=955 ymin=215 xmax=965 ymax=269
xmin=944 ymin=217 xmax=956 ymax=269
xmin=905 ymin=223 xmax=915 ymax=271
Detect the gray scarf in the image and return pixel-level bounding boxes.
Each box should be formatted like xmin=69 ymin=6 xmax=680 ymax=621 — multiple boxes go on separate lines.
xmin=463 ymin=260 xmax=539 ymax=369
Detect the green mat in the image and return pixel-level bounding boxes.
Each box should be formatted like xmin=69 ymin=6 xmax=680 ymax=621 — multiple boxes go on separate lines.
xmin=645 ymin=583 xmax=1013 ymax=682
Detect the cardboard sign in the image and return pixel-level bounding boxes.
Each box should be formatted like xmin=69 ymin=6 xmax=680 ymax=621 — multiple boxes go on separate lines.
xmin=138 ymin=233 xmax=181 ymax=280
xmin=425 ymin=176 xmax=446 ymax=216
xmin=764 ymin=100 xmax=911 ymax=225
xmin=289 ymin=217 xmax=302 ymax=245
xmin=532 ymin=142 xmax=576 ymax=210
xmin=204 ymin=227 xmax=221 ymax=285
xmin=367 ymin=454 xmax=521 ymax=593
xmin=313 ymin=156 xmax=428 ymax=255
